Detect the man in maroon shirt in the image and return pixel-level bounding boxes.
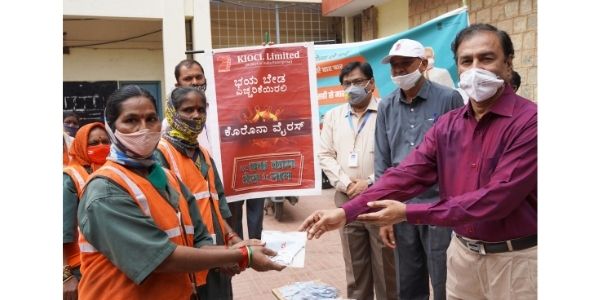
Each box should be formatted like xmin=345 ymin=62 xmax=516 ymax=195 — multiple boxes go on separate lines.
xmin=300 ymin=23 xmax=537 ymax=299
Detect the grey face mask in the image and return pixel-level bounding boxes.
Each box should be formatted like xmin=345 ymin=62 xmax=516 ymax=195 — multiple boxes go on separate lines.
xmin=344 ymin=83 xmax=370 ymax=106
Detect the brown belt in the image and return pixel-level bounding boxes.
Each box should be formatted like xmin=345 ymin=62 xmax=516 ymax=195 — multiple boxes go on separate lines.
xmin=455 ymin=233 xmax=537 ymax=255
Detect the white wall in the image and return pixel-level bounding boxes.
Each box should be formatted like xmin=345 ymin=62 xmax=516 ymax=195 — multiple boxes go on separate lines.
xmin=63 ymin=0 xmax=207 ymax=102
xmin=63 ymin=0 xmax=166 ymax=19
xmin=63 ymin=48 xmax=165 ymax=96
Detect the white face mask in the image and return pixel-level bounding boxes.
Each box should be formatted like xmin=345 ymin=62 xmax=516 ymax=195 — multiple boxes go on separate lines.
xmin=459 ymin=68 xmax=505 ymax=102
xmin=391 ymin=63 xmax=422 ymax=90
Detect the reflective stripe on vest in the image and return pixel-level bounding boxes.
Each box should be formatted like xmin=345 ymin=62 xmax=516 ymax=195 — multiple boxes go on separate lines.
xmin=102 ymin=165 xmax=151 ymax=216
xmin=185 ymin=225 xmax=195 ymax=235
xmin=164 ymin=225 xmax=196 ymax=238
xmin=65 ymin=166 xmax=86 ymax=188
xmin=79 ymin=241 xmax=98 ymax=253
xmin=164 ymin=227 xmax=182 ymax=238
xmin=194 ymin=191 xmax=210 ymax=199
xmin=194 ymin=191 xmax=220 ymax=200
xmin=159 ymin=140 xmax=182 ymax=179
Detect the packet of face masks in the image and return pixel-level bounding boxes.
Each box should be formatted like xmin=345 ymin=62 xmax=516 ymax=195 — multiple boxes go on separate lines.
xmin=261 ymin=230 xmax=307 ymax=268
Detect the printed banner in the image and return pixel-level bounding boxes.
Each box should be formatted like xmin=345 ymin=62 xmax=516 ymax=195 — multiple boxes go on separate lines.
xmin=205 ymin=43 xmax=321 ymax=202
xmin=315 ymin=7 xmax=469 ymax=123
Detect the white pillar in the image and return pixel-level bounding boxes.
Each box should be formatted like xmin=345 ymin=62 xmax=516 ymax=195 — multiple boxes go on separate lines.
xmin=192 ymin=0 xmax=213 ymax=57
xmin=191 ymin=0 xmax=215 ymax=154
xmin=162 ymin=0 xmax=187 ymax=98
xmin=344 ymin=16 xmax=354 ymax=43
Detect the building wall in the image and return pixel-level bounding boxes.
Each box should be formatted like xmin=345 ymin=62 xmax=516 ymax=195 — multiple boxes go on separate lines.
xmin=63 ymin=48 xmax=165 ymax=93
xmin=377 ymin=0 xmax=409 ymax=38
xmin=409 ymin=0 xmax=537 ymax=101
xmin=360 ymin=6 xmax=378 ymax=40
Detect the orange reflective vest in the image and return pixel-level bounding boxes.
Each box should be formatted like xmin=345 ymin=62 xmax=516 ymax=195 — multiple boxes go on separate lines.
xmin=63 ymin=164 xmax=89 ymax=268
xmin=157 ymin=139 xmax=229 ymax=285
xmin=78 ymin=161 xmax=196 ymax=300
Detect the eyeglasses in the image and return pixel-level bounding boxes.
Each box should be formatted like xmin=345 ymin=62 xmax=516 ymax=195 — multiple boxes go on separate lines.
xmin=341 ymin=78 xmax=370 ymax=88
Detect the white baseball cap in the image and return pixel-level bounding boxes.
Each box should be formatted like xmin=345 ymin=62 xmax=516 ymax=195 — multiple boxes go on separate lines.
xmin=381 ymin=39 xmax=426 ymax=64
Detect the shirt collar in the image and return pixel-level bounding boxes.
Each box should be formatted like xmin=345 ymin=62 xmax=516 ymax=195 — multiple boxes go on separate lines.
xmin=398 ymin=78 xmax=431 ymax=104
xmin=345 ymin=96 xmax=379 ymax=117
xmin=462 ymin=84 xmax=516 ymax=119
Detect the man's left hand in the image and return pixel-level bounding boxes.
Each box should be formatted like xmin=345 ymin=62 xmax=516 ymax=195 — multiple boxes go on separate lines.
xmin=347 ymin=179 xmax=369 ymax=199
xmin=356 ymin=200 xmax=407 ymax=226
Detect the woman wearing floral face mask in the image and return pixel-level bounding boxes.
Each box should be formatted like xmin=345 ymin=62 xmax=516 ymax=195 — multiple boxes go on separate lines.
xmin=77 ymin=85 xmax=284 ymax=300
xmin=63 ymin=122 xmax=111 ymax=300
xmin=156 ymin=87 xmax=245 ymax=300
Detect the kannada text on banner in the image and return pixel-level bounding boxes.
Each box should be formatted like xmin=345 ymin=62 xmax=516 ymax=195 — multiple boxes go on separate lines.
xmin=212 ymin=45 xmax=319 ymax=200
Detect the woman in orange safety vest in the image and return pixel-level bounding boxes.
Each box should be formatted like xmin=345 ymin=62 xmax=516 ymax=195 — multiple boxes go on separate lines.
xmin=157 ymin=86 xmax=243 ymax=300
xmin=63 ymin=122 xmax=110 ymax=300
xmin=77 ymin=85 xmax=284 ymax=300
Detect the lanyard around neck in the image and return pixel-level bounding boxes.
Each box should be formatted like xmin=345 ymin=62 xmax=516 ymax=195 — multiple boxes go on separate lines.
xmin=347 ymin=106 xmax=372 ymax=149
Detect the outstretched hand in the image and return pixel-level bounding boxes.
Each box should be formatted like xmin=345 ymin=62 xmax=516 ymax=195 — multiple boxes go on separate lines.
xmin=250 ymin=245 xmax=286 ymax=272
xmin=298 ymin=208 xmax=346 ymax=239
xmin=356 ymin=200 xmax=407 ymax=226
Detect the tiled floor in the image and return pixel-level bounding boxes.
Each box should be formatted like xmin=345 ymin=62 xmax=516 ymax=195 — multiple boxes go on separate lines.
xmin=232 ymin=188 xmax=348 ymax=300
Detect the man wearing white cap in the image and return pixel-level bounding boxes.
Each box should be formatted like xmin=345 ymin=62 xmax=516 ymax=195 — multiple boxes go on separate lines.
xmin=376 ymin=38 xmax=463 ymax=300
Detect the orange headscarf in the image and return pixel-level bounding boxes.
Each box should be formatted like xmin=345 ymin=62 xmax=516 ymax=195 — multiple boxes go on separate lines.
xmin=68 ymin=122 xmax=107 ymax=171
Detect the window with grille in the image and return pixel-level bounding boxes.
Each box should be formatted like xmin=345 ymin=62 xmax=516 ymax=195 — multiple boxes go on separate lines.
xmin=209 ymin=0 xmax=343 ymax=48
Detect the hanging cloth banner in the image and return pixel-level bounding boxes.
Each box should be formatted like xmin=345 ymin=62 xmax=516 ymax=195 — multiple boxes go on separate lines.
xmin=314 ymin=7 xmax=469 ymax=123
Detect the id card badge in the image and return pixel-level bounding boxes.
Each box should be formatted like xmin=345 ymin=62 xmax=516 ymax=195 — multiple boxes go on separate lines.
xmin=348 ymin=151 xmax=359 ymax=168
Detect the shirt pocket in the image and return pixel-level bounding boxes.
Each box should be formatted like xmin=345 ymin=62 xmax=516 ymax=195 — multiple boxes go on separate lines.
xmin=480 ymin=156 xmax=501 ymax=185
xmin=422 ymin=116 xmax=436 ymax=133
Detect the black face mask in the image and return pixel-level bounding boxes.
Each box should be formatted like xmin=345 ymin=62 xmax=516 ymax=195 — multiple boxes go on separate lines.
xmin=64 ymin=124 xmax=79 ymax=137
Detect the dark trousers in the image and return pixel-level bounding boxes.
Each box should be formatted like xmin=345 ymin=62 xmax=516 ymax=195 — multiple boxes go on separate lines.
xmin=196 ymin=268 xmax=233 ymax=300
xmin=393 ymin=222 xmax=452 ymax=300
xmin=227 ymin=198 xmax=265 ymax=239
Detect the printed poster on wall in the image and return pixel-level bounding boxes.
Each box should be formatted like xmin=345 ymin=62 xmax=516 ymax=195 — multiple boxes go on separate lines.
xmin=205 ymin=43 xmax=321 ymax=202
